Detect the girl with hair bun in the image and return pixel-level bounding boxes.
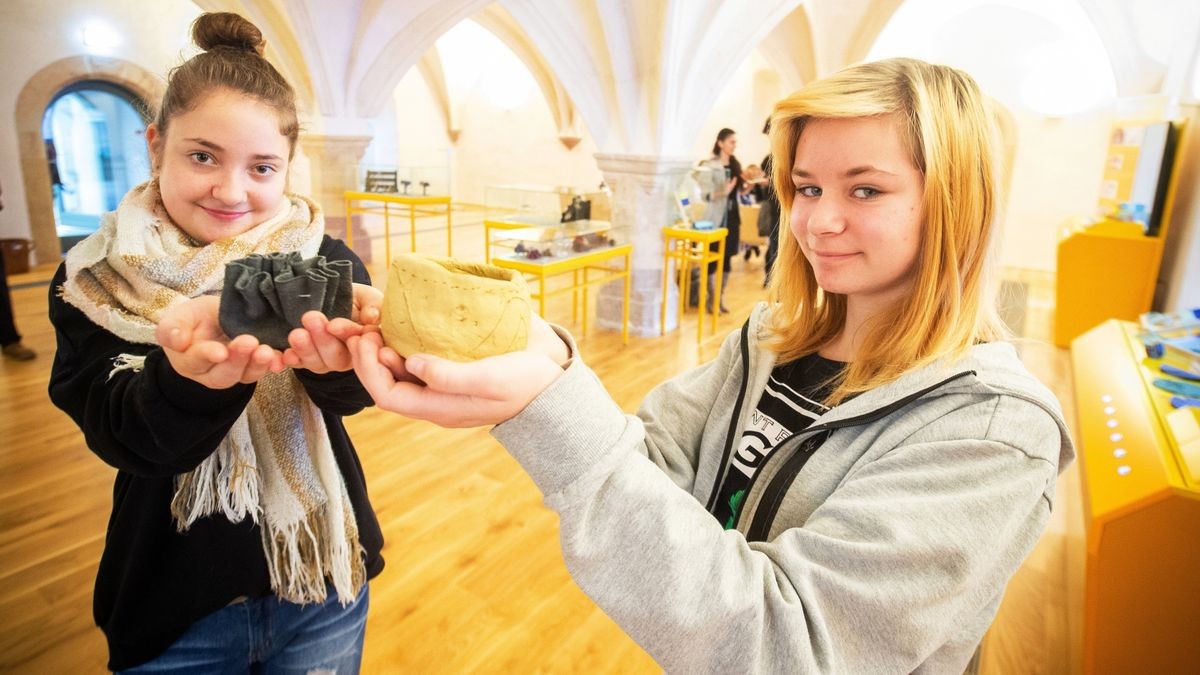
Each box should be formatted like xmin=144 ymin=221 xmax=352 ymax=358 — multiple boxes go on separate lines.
xmin=348 ymin=58 xmax=1075 ymax=672
xmin=49 ymin=12 xmax=385 ymax=672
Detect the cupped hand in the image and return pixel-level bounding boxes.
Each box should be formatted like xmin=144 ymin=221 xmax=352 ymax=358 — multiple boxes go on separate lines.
xmin=155 ymin=296 xmax=284 ymax=389
xmin=282 ymin=311 xmax=356 ymax=374
xmin=347 ymin=331 xmax=566 ymax=428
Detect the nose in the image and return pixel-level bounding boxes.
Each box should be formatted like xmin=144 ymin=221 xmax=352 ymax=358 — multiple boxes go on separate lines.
xmin=211 ymin=169 xmax=247 ymax=205
xmin=794 ymin=193 xmax=846 ymax=239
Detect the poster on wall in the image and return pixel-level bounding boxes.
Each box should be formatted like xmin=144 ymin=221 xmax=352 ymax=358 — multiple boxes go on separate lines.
xmin=1097 ymin=120 xmax=1179 ymax=236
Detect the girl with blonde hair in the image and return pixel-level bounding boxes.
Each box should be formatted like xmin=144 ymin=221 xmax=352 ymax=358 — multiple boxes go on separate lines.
xmin=349 ymin=58 xmax=1073 ymax=673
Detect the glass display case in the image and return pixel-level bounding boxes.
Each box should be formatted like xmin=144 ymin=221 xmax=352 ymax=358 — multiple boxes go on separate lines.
xmin=490 ymin=219 xmax=626 ymax=265
xmin=674 ymin=162 xmax=725 ymax=229
xmin=484 ymin=184 xmax=566 ymax=221
xmin=484 ymin=183 xmax=615 ymax=263
xmin=357 ymin=162 xmax=451 ymax=196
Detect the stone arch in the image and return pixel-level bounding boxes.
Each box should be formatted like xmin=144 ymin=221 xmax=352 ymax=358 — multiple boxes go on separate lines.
xmin=15 ymin=55 xmax=163 ymax=264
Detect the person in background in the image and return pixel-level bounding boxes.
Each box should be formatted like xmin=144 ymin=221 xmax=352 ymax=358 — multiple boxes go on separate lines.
xmin=0 ymin=182 xmax=36 ymax=361
xmin=48 ymin=12 xmax=385 ymax=672
xmin=740 ymin=164 xmax=768 ymax=262
xmin=758 ymin=116 xmax=782 ymax=287
xmin=704 ymin=127 xmax=742 ymax=314
xmin=346 ymin=57 xmax=1073 ymax=674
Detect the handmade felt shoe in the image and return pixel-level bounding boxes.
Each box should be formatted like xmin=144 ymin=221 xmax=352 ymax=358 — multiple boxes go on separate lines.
xmin=380 ymin=254 xmax=530 ymax=362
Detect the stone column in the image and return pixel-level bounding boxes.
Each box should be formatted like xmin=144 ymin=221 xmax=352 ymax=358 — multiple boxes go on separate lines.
xmin=298 ymin=134 xmax=373 ymax=262
xmin=593 ymin=153 xmax=695 ymax=337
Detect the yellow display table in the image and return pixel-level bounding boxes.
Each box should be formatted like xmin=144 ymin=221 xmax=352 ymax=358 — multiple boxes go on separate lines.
xmin=492 ymin=244 xmax=632 ymax=344
xmin=344 ymin=191 xmax=453 ymax=263
xmin=1054 ymin=218 xmax=1165 ymax=347
xmin=1071 ymin=319 xmax=1200 ymax=674
xmin=661 ymin=226 xmax=727 ymax=342
xmin=482 ymin=218 xmax=540 ymax=264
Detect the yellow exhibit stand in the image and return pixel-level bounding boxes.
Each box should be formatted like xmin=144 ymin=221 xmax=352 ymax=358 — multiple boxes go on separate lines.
xmin=1070 ymin=320 xmax=1200 ymax=674
xmin=1054 ymin=119 xmax=1187 ymax=347
xmin=661 ymin=226 xmax=727 ymax=343
xmin=1054 ymin=218 xmax=1165 ymax=347
xmin=343 ymin=191 xmax=453 ymax=263
xmin=487 ymin=218 xmax=631 ymax=343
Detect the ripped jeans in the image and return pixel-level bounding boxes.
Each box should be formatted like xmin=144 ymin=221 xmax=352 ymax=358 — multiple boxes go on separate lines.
xmin=118 ymin=584 xmax=369 ymax=674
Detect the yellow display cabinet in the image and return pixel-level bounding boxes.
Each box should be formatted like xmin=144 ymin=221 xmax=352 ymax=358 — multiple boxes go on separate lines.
xmin=1054 ymin=120 xmax=1186 ymax=347
xmin=489 ymin=219 xmax=631 ymax=343
xmin=344 ymin=191 xmax=453 ymax=264
xmin=1070 ymin=319 xmax=1200 ymax=674
xmin=1054 ymin=218 xmax=1164 ymax=347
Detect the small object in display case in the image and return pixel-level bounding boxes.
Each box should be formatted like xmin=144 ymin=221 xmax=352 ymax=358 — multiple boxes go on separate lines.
xmin=357 ymin=161 xmax=451 ymax=198
xmin=493 ymin=219 xmax=622 ymax=265
xmin=365 ymin=170 xmax=398 ymax=194
xmin=561 ymin=195 xmax=591 ymax=222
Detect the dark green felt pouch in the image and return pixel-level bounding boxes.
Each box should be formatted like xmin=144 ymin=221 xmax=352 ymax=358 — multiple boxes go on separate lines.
xmin=218 ymin=252 xmax=353 ymax=349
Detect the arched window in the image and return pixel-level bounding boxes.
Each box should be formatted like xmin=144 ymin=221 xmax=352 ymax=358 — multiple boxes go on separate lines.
xmin=42 ymin=81 xmax=151 ymax=248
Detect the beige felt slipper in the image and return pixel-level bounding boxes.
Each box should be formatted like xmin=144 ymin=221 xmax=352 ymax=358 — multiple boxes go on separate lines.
xmin=381 ymin=254 xmax=530 ymax=362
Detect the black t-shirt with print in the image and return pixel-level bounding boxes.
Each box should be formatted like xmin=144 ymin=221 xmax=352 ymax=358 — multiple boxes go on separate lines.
xmin=710 ymin=352 xmax=846 ymax=529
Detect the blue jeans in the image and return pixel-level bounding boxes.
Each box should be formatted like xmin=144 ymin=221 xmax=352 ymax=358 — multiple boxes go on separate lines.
xmin=119 ymin=584 xmax=369 ymax=674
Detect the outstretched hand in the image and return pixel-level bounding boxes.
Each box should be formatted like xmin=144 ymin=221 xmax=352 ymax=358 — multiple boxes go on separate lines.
xmin=156 ymin=296 xmax=284 ymax=389
xmin=281 ymin=283 xmax=384 ymax=374
xmin=347 ymin=315 xmax=571 ymax=428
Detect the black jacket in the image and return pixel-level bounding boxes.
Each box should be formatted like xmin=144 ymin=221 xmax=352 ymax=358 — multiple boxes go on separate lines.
xmin=48 ymin=235 xmax=384 ymax=670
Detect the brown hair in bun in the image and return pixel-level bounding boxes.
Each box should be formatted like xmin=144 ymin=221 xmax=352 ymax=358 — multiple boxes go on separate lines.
xmin=150 ymin=12 xmax=299 ymax=160
xmin=192 ymin=11 xmax=266 ymax=55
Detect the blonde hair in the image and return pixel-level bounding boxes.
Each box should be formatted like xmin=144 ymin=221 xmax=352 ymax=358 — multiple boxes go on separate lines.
xmin=765 ymin=57 xmax=1007 ymax=404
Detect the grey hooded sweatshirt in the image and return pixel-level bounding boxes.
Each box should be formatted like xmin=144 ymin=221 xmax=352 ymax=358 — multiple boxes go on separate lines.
xmin=492 ymin=302 xmax=1074 ymax=674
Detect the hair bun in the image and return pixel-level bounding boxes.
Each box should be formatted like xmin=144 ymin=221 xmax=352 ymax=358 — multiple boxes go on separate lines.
xmin=192 ymin=12 xmax=265 ymax=56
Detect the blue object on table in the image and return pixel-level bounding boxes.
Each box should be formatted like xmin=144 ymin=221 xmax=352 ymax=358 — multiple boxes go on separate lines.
xmin=1161 ymin=364 xmax=1200 ymax=381
xmin=1153 ymin=378 xmax=1200 ymax=398
xmin=1170 ymin=395 xmax=1200 ymax=409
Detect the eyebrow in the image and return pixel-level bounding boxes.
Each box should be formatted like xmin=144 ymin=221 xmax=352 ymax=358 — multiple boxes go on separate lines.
xmin=184 ymin=137 xmax=282 ymax=161
xmin=792 ymin=166 xmax=898 ymax=179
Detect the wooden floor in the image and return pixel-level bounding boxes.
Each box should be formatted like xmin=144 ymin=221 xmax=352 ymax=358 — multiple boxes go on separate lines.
xmin=0 ymin=215 xmax=1083 ymax=673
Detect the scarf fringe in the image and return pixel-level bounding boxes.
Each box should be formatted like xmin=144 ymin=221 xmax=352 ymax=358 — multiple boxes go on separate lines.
xmin=107 ymin=353 xmax=147 ymax=381
xmin=170 ymin=439 xmax=261 ymax=529
xmin=264 ymin=503 xmax=366 ymax=605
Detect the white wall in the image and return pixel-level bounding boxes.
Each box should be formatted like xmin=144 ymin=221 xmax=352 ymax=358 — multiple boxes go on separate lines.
xmin=394 ymin=85 xmax=602 ymax=206
xmin=0 ymin=0 xmax=201 ymax=239
xmin=693 ymin=49 xmax=778 ymax=172
xmin=999 ymin=110 xmax=1111 ymax=270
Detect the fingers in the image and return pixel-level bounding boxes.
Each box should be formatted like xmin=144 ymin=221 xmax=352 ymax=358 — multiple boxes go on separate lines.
xmin=302 ymin=312 xmax=350 ymax=368
xmin=282 ymin=312 xmax=353 ymax=373
xmin=327 ymin=317 xmax=370 ymax=341
xmin=351 ymin=283 xmax=384 ymax=325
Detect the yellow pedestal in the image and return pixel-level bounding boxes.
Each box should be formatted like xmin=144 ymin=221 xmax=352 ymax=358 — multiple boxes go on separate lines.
xmin=661 ymin=226 xmax=727 ymax=343
xmin=493 ymin=244 xmax=632 ymax=344
xmin=344 ymin=191 xmax=453 ymax=264
xmin=1071 ymin=320 xmax=1200 ymax=674
xmin=1054 ymin=219 xmax=1164 ymax=347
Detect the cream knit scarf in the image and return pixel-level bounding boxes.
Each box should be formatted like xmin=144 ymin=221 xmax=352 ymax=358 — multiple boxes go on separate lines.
xmin=61 ymin=181 xmax=365 ymax=605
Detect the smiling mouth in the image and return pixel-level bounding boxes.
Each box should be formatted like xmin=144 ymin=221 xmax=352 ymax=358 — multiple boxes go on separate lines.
xmin=202 ymin=207 xmax=249 ymax=221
